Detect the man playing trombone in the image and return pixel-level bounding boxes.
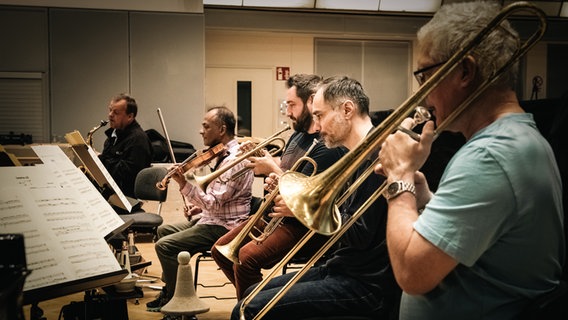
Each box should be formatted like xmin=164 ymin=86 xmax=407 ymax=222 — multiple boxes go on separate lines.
xmin=232 ymin=76 xmax=401 ymax=320
xmin=147 ymin=106 xmax=254 ymax=313
xmin=375 ymin=2 xmax=564 ymax=319
xmin=211 ymin=73 xmax=345 ymax=300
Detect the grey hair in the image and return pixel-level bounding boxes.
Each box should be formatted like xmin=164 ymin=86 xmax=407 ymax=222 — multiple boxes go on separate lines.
xmin=417 ymin=1 xmax=520 ymax=89
xmin=319 ymin=76 xmax=370 ymax=116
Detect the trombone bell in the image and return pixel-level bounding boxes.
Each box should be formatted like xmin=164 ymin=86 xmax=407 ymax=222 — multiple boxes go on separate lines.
xmin=278 ymin=171 xmax=342 ymax=235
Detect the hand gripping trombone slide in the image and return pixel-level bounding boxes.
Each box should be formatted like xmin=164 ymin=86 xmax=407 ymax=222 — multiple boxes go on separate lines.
xmin=239 ymin=2 xmax=547 ymax=319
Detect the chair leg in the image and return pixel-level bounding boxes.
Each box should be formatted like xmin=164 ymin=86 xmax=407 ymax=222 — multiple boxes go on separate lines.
xmin=192 ymin=251 xmax=235 ymax=300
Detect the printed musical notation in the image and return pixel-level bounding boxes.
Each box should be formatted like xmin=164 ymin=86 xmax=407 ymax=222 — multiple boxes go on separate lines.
xmin=0 ymin=145 xmax=124 ymax=292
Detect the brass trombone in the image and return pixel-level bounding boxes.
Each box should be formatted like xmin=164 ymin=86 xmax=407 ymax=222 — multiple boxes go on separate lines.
xmin=215 ymin=139 xmax=319 ymax=265
xmin=239 ymin=2 xmax=547 ymax=319
xmin=193 ymin=125 xmax=291 ymax=192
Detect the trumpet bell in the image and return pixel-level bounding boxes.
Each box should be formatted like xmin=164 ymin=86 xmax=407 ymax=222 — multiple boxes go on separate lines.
xmin=279 ymin=171 xmax=342 ymax=235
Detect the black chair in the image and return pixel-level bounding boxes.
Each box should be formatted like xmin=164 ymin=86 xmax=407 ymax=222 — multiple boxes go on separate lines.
xmin=118 ymin=166 xmax=167 ymax=246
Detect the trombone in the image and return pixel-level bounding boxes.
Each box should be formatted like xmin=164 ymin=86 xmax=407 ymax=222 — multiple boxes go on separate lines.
xmin=239 ymin=2 xmax=547 ymax=319
xmin=193 ymin=125 xmax=291 ymax=192
xmin=215 ymin=139 xmax=319 ymax=265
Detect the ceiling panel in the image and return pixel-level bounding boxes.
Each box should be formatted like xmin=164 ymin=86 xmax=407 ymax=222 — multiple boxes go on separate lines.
xmin=243 ymin=0 xmax=314 ymax=8
xmin=379 ymin=0 xmax=441 ymax=13
xmin=203 ymin=0 xmax=568 ymax=18
xmin=316 ymin=0 xmax=379 ymax=11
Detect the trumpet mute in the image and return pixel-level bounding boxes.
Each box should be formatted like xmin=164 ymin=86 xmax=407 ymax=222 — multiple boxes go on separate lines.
xmin=160 ymin=251 xmax=209 ymax=316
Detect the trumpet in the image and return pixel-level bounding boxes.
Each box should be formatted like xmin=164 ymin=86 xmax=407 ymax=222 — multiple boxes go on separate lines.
xmin=239 ymin=2 xmax=547 ymax=319
xmin=215 ymin=139 xmax=318 ymax=265
xmin=229 ymin=136 xmax=287 ymax=182
xmin=156 ymin=143 xmax=225 ymax=190
xmin=193 ymin=125 xmax=291 ymax=192
xmin=86 ymin=120 xmax=108 ymax=150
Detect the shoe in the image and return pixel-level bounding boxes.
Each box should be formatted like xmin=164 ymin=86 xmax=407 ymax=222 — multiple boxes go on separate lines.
xmin=146 ymin=289 xmax=168 ymax=312
xmin=161 ymin=315 xmax=179 ymax=320
xmin=161 ymin=315 xmax=197 ymax=320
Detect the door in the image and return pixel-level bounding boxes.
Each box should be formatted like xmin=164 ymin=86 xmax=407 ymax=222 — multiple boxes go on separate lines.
xmin=205 ymin=67 xmax=275 ymax=138
xmin=205 ymin=67 xmax=277 ymax=196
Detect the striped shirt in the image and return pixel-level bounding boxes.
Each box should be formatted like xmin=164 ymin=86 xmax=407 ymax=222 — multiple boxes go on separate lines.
xmin=180 ymin=139 xmax=253 ymax=230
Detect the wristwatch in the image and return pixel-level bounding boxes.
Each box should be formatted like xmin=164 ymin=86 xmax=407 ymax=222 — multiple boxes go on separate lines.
xmin=384 ymin=180 xmax=416 ymax=200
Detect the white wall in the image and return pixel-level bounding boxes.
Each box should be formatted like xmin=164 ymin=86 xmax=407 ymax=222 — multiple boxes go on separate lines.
xmin=0 ymin=5 xmax=205 ymax=149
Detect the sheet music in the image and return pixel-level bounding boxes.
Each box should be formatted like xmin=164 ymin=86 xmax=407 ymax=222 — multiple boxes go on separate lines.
xmin=0 ymin=167 xmax=122 ymax=291
xmin=31 ymin=145 xmax=125 ymax=236
xmin=65 ymin=131 xmax=133 ymax=212
xmin=86 ymin=146 xmax=133 ymax=212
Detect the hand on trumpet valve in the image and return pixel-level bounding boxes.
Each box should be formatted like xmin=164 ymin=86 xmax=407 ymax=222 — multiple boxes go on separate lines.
xmin=263 ymin=173 xmax=280 ymax=193
xmin=247 ymin=150 xmax=281 ymax=177
xmin=269 ymin=194 xmax=295 ymax=218
xmin=238 ymin=140 xmax=256 ymax=155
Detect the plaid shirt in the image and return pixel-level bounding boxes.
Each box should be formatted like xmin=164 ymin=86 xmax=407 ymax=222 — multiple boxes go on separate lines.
xmin=180 ymin=139 xmax=253 ymax=230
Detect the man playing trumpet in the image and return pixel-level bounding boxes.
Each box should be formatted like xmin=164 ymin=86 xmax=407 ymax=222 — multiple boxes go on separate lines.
xmin=211 ymin=74 xmax=345 ymax=300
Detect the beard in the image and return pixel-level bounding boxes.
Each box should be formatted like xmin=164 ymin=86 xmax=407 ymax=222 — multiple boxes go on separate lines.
xmin=321 ymin=114 xmax=348 ymax=148
xmin=292 ymin=106 xmax=312 ymax=132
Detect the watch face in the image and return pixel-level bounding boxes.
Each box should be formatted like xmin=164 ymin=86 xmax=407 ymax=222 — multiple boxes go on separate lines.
xmin=388 ymin=182 xmax=399 ymax=195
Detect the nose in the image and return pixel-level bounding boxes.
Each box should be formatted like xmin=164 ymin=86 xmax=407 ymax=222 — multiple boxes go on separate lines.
xmin=313 ymin=120 xmax=321 ymax=132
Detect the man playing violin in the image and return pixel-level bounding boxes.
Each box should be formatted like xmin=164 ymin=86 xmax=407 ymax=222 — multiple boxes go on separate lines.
xmin=211 ymin=74 xmax=345 ymax=300
xmin=147 ymin=106 xmax=254 ymax=313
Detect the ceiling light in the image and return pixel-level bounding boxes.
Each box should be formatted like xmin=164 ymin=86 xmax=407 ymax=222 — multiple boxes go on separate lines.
xmin=316 ymin=0 xmax=379 ymax=11
xmin=204 ymin=0 xmax=242 ymax=5
xmin=379 ymin=0 xmax=441 ymax=13
xmin=243 ymin=0 xmax=315 ymax=8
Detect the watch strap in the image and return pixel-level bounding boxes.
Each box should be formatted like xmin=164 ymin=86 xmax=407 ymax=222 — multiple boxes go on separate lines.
xmin=384 ymin=180 xmax=416 ymax=200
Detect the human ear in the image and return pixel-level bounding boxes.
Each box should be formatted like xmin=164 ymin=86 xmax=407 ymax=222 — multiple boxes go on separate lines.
xmin=460 ymin=55 xmax=477 ymax=86
xmin=343 ymin=100 xmax=355 ymax=119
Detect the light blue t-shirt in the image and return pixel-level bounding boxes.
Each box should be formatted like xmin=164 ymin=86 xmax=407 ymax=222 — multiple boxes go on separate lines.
xmin=401 ymin=113 xmax=565 ymax=320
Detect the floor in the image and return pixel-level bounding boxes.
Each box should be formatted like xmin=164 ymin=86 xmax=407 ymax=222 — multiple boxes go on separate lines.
xmin=22 ymin=180 xmax=275 ymax=320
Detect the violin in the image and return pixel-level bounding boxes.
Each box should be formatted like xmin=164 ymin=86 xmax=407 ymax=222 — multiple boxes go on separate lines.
xmin=156 ymin=143 xmax=225 ymax=190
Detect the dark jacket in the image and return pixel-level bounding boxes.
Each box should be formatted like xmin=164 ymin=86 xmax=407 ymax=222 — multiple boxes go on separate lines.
xmin=99 ymin=120 xmax=153 ymax=198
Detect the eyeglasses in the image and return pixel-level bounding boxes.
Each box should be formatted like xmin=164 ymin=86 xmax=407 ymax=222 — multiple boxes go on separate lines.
xmin=413 ymin=60 xmax=447 ymax=86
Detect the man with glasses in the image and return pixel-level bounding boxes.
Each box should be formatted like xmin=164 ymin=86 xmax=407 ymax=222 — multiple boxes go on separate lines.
xmin=376 ymin=2 xmax=564 ymax=319
xmin=413 ymin=60 xmax=447 ymax=86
